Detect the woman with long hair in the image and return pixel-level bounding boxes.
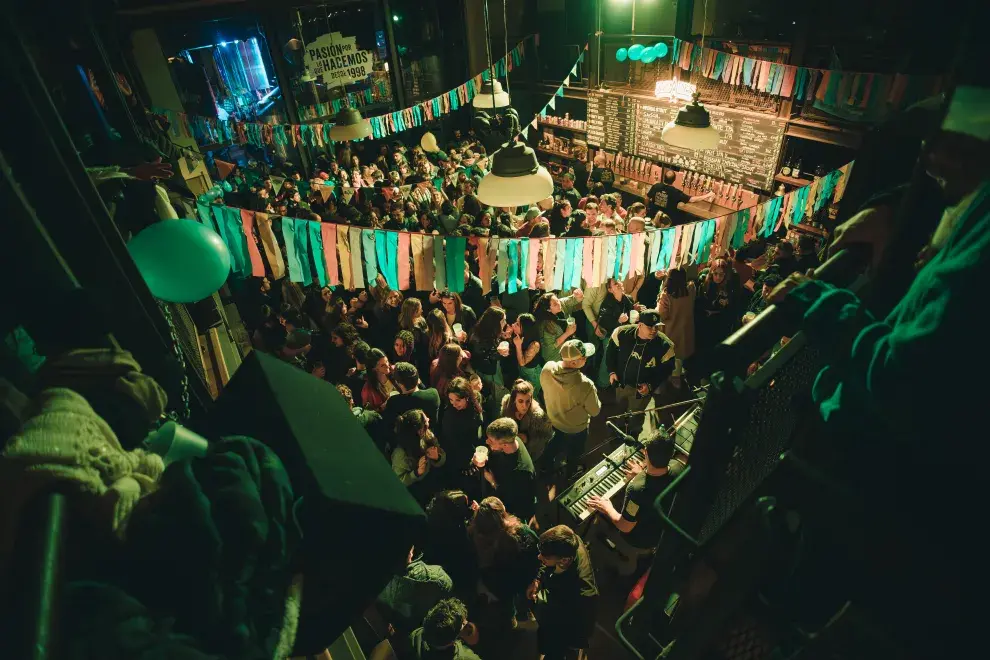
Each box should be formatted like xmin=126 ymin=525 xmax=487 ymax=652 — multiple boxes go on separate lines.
xmin=468 ymin=497 xmax=541 ymax=628
xmin=399 ymin=297 xmax=430 ymax=374
xmin=426 ymin=308 xmax=455 ymax=361
xmin=510 ymin=313 xmax=543 ymax=396
xmin=432 ymin=290 xmax=477 ymax=337
xmin=361 ymin=348 xmax=394 ymax=414
xmin=469 ymin=307 xmax=509 ymax=415
xmin=696 ymin=257 xmax=742 ymax=352
xmin=391 ymin=409 xmax=446 ymax=502
xmin=658 ymin=267 xmax=697 ymax=380
xmin=533 ymin=290 xmax=584 ymax=363
xmin=500 ymin=379 xmax=554 ymax=463
xmin=431 ymin=343 xmax=470 ymax=398
xmin=440 ymin=376 xmax=484 ymax=483
xmin=391 ymin=330 xmax=416 ymax=365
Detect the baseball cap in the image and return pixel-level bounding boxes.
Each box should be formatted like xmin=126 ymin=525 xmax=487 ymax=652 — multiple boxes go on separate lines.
xmin=638 ymin=310 xmax=662 ymax=327
xmin=560 ymin=338 xmax=596 ymax=361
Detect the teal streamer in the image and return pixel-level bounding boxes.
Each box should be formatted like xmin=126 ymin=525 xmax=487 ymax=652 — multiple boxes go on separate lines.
xmin=210 ymin=205 xmax=225 ymax=235
xmin=518 ymin=238 xmax=528 ymax=289
xmin=617 ymin=234 xmax=632 ymax=281
xmin=361 ymin=229 xmax=378 ymax=284
xmin=196 ymin=201 xmax=212 ymax=226
xmin=568 ymin=239 xmax=584 ymax=289
xmin=697 ymin=220 xmax=717 ymax=263
xmin=309 ymin=220 xmax=327 ymax=287
xmin=445 ymin=236 xmax=466 ymax=293
xmin=506 ymin=240 xmax=519 ymax=294
xmin=561 ymin=240 xmax=574 ymax=291
xmin=763 ymin=197 xmax=783 ymax=237
xmin=657 ymin=228 xmax=676 ymax=270
xmin=496 ymin=239 xmax=507 ymax=293
xmin=791 ymin=187 xmax=810 ymax=225
xmin=220 ymin=207 xmax=249 ymax=276
xmin=731 ymin=209 xmax=751 ymax=249
xmin=552 ymin=241 xmax=566 ymax=291
xmin=376 ymin=231 xmax=400 ymax=290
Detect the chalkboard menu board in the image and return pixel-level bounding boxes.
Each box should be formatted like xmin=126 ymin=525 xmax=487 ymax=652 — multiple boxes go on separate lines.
xmin=587 ymin=90 xmax=785 ymax=189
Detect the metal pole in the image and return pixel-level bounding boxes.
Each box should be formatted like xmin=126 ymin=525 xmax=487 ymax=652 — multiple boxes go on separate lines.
xmin=381 ymin=0 xmax=407 ymax=107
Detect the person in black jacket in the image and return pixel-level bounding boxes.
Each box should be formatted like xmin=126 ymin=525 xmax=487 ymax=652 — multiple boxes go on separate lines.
xmin=605 ymin=310 xmax=675 ymax=440
xmin=597 ymin=277 xmax=639 ymax=336
xmin=527 ymin=525 xmax=599 ymax=660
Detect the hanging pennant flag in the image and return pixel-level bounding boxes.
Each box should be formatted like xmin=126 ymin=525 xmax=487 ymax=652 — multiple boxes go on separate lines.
xmin=604 ymin=236 xmax=617 ymax=281
xmin=571 ymin=64 xmax=578 ymax=77
xmin=556 ymin=85 xmax=564 ymax=97
xmin=221 ymin=207 xmax=250 ymax=276
xmin=543 ymin=239 xmax=557 ymax=288
xmin=336 ymin=225 xmax=353 ymax=289
xmin=309 ymin=221 xmax=328 ymax=287
xmin=397 ymin=232 xmax=411 ymax=290
xmin=348 ymin=227 xmax=365 ymax=289
xmin=281 ymin=218 xmax=302 ymax=283
xmin=521 ymin=127 xmax=529 ymax=139
xmin=527 ymin=238 xmax=541 ymax=288
xmin=563 ymin=76 xmax=571 ymax=87
xmin=319 ymin=184 xmax=335 ymax=203
xmin=215 ymin=159 xmax=236 ymax=180
xmin=629 ymin=233 xmax=646 ymax=277
xmin=270 ymin=175 xmax=286 ymax=195
xmin=591 ymin=236 xmax=605 ymax=286
xmin=411 ymin=235 xmax=435 ymax=291
xmin=548 ymin=97 xmax=556 ymax=110
xmin=582 ymin=237 xmax=595 ymax=286
xmin=255 ymin=213 xmax=285 ymax=279
xmin=433 ymin=236 xmax=447 ymax=290
xmin=320 ymin=224 xmax=339 ymax=286
xmin=362 ymin=230 xmax=378 ymax=284
xmin=239 ymin=210 xmax=266 ymax=277
xmin=531 ymin=117 xmax=538 ymax=129
xmin=446 ymin=236 xmax=467 ymax=293
xmin=376 ymin=230 xmax=399 ymax=290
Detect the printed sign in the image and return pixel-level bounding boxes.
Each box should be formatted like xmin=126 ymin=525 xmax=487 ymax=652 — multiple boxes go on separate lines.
xmin=305 ymin=32 xmax=373 ymax=86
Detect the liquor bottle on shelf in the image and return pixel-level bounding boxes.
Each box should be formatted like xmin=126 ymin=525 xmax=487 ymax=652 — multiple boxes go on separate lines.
xmin=781 ymin=156 xmax=792 ymax=177
xmin=792 ymin=159 xmax=802 ymax=178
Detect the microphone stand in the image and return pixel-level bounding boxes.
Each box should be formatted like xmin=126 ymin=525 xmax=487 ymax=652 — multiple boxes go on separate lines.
xmin=606 ymin=397 xmax=706 ymax=420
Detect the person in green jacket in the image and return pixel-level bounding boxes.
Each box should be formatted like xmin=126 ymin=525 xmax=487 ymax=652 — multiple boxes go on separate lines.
xmin=535 ymin=289 xmax=586 ymax=363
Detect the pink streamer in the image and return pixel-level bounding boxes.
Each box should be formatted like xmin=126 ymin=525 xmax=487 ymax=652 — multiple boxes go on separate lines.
xmin=477 ymin=237 xmax=492 ymax=294
xmin=542 ymin=239 xmax=557 ymax=289
xmin=320 ymin=223 xmax=339 ymax=285
xmin=670 ymin=226 xmax=684 ymax=269
xmin=527 ymin=238 xmax=541 ymax=288
xmin=239 ymin=210 xmax=266 ymax=277
xmin=397 ymin=232 xmax=410 ymax=290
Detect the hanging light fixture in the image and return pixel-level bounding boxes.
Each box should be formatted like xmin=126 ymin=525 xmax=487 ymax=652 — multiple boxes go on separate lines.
xmin=471 ymin=0 xmax=511 ymax=109
xmin=329 ymin=106 xmax=372 ymax=140
xmin=661 ymin=0 xmax=720 ymax=151
xmin=472 ymin=79 xmax=511 ymax=109
xmin=660 ymin=93 xmax=721 ymax=150
xmin=295 ymin=10 xmax=318 ymax=83
xmin=477 ymin=111 xmax=553 ymax=207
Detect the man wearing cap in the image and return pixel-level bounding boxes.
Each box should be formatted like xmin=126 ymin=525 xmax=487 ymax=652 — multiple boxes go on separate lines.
xmin=605 ymin=310 xmax=676 ymax=440
xmin=540 ymin=339 xmax=602 ymax=479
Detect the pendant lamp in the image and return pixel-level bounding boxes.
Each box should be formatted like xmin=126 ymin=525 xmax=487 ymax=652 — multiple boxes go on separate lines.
xmin=329 ymin=106 xmax=372 ymax=141
xmin=472 ymin=79 xmax=511 ymax=109
xmin=660 ymin=93 xmax=721 ymax=151
xmin=477 ymin=111 xmax=553 ymax=207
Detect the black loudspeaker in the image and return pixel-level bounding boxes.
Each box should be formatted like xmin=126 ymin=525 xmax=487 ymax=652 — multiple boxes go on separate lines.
xmin=187 ymin=295 xmax=223 ymax=331
xmin=204 ymin=351 xmax=425 ymax=654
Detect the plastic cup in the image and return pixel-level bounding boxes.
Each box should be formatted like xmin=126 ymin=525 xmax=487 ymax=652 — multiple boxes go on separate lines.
xmin=145 ymin=421 xmax=209 ymax=466
xmin=474 ymin=445 xmax=489 ymax=467
xmin=498 ymin=340 xmax=510 ymax=354
xmin=630 ymin=310 xmax=640 ymax=324
xmin=567 ymin=317 xmax=576 ymax=327
xmin=452 ymin=323 xmax=463 ymax=335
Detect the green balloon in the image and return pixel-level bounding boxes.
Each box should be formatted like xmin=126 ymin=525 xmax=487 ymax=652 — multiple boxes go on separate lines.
xmin=221 ymin=180 xmax=233 ymax=193
xmin=654 ymin=42 xmax=669 ymax=58
xmin=628 ymin=44 xmax=645 ymax=61
xmin=128 ymin=219 xmax=232 ymax=303
xmin=616 ymin=47 xmax=628 ymax=62
xmin=641 ymin=47 xmax=658 ymax=64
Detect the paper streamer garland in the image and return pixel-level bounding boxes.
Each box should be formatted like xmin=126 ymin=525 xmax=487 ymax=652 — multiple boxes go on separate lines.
xmin=188 ymin=161 xmax=850 ymax=291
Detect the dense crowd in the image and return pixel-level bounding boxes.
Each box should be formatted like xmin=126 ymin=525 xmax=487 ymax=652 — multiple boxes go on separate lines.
xmin=221 ymin=131 xmax=822 ymax=659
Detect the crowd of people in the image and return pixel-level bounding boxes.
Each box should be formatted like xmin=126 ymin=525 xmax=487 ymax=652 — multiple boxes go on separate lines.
xmin=221 ymin=131 xmax=824 ymax=658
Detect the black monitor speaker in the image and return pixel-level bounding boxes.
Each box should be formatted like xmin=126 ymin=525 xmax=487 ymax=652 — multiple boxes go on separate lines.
xmin=205 ymin=351 xmax=425 ymax=654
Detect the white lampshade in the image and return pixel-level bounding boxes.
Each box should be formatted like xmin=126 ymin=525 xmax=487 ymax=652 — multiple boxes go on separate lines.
xmin=472 ymin=79 xmax=511 ymax=109
xmin=660 ymin=122 xmax=721 ymax=150
xmin=660 ymin=93 xmax=721 ymax=151
xmin=478 ymin=165 xmax=554 ymax=207
xmin=328 ymin=107 xmax=372 ymax=141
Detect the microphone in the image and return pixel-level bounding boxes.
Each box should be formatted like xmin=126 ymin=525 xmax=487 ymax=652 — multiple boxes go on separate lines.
xmin=607 ymin=421 xmax=642 ymax=447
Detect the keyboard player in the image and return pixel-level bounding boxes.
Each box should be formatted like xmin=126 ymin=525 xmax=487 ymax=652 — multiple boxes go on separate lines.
xmin=587 ymin=428 xmax=676 ymax=555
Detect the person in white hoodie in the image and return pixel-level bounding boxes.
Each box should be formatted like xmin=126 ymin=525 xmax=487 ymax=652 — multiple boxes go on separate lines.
xmin=539 ymin=339 xmax=602 ymax=479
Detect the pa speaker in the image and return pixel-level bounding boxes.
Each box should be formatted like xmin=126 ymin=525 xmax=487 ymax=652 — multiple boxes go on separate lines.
xmin=204 ymin=351 xmax=425 ymax=654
